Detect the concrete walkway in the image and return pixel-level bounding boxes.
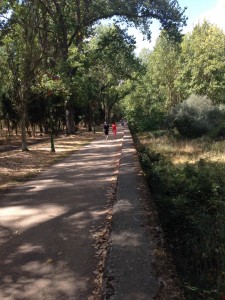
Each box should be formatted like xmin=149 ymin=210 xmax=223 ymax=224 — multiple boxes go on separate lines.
xmin=103 ymin=129 xmax=157 ymax=299
xmin=0 ymin=125 xmax=179 ymax=300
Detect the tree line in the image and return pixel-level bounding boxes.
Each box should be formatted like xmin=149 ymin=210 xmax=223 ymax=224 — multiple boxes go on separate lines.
xmin=0 ymin=0 xmax=186 ymax=150
xmin=123 ymin=20 xmax=225 ymax=138
xmin=127 ymin=19 xmax=225 ymax=300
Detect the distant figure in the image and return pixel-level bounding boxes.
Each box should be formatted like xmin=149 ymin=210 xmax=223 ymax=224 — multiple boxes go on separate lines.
xmin=112 ymin=122 xmax=117 ymax=139
xmin=103 ymin=122 xmax=109 ymax=139
xmin=120 ymin=118 xmax=125 ymax=126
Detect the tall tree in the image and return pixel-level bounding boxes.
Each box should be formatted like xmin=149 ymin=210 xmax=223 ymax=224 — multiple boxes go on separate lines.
xmin=32 ymin=0 xmax=187 ymax=133
xmin=2 ymin=1 xmax=45 ymax=150
xmin=148 ymin=31 xmax=181 ymax=111
xmin=85 ymin=25 xmax=141 ymax=122
xmin=177 ymin=21 xmax=225 ymax=104
xmin=0 ymin=0 xmax=187 ymax=136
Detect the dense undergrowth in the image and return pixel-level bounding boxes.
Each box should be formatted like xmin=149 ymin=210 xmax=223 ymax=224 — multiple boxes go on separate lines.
xmin=134 ymin=131 xmax=225 ymax=300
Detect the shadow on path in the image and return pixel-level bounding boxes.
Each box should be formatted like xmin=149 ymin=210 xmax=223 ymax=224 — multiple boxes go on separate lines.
xmin=0 ymin=128 xmax=124 ymax=300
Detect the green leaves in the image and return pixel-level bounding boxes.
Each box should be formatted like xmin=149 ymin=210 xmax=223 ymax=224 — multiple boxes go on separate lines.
xmin=177 ymin=21 xmax=225 ymax=103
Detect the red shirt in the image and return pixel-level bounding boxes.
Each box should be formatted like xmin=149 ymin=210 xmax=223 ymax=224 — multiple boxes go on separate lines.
xmin=112 ymin=124 xmax=117 ymax=132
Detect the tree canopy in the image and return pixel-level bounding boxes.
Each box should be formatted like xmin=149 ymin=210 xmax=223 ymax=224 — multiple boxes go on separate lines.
xmin=0 ymin=0 xmax=187 ymax=148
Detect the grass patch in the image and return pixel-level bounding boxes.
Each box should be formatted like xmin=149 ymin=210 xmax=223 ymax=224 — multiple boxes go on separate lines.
xmin=134 ymin=131 xmax=225 ymax=300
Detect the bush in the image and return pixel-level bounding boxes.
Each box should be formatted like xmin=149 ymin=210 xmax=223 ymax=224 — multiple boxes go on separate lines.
xmin=138 ymin=145 xmax=225 ymax=299
xmin=168 ymin=95 xmax=225 ymax=138
xmin=126 ymin=106 xmax=166 ymax=133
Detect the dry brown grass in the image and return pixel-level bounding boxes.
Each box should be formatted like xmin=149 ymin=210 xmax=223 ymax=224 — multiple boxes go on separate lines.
xmin=137 ymin=132 xmax=225 ymax=165
xmin=0 ymin=131 xmax=100 ymax=192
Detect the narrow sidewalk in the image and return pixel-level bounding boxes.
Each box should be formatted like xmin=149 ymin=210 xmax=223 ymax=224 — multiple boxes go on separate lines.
xmin=104 ymin=128 xmax=158 ymax=299
xmin=104 ymin=128 xmax=185 ymax=300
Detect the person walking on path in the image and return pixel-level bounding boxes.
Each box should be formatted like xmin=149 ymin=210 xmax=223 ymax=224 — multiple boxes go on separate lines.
xmin=103 ymin=121 xmax=109 ymax=139
xmin=112 ymin=122 xmax=117 ymax=139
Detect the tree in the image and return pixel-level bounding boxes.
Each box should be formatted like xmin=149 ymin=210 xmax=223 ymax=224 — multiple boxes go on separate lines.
xmin=84 ymin=24 xmax=141 ymax=123
xmin=34 ymin=0 xmax=187 ymax=51
xmin=0 ymin=93 xmax=20 ymax=134
xmin=177 ymin=21 xmax=225 ymax=104
xmin=21 ymin=0 xmax=187 ymax=133
xmin=2 ymin=1 xmax=45 ymax=150
xmin=168 ymin=94 xmax=225 ymax=138
xmin=122 ymin=38 xmax=178 ymax=131
xmin=148 ymin=32 xmax=181 ymax=111
xmin=0 ymin=0 xmax=187 ymax=138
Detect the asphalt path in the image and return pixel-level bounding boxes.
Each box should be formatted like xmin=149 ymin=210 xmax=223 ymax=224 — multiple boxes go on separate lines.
xmin=0 ymin=125 xmax=184 ymax=300
xmin=0 ymin=126 xmax=124 ymax=300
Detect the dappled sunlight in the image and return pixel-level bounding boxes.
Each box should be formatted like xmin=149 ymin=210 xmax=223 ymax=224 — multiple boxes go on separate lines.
xmin=206 ymin=153 xmax=225 ymax=163
xmin=90 ymin=209 xmax=108 ymax=218
xmin=114 ymin=199 xmax=133 ymax=212
xmin=0 ymin=127 xmax=125 ymax=299
xmin=0 ymin=132 xmax=108 ymax=191
xmin=24 ymin=179 xmax=75 ymax=192
xmin=112 ymin=230 xmax=141 ymax=247
xmin=0 ymin=204 xmax=68 ymax=234
xmin=84 ymin=138 xmax=123 ymax=149
xmin=171 ymin=146 xmax=225 ymax=165
xmin=66 ymin=212 xmax=91 ymax=229
xmin=1 ymin=259 xmax=88 ymax=300
xmin=122 ymin=147 xmax=135 ymax=154
xmin=18 ymin=243 xmax=44 ymax=255
xmin=137 ymin=132 xmax=225 ymax=165
xmin=0 ymin=197 xmax=109 ymax=299
xmin=65 ymin=210 xmax=108 ymax=230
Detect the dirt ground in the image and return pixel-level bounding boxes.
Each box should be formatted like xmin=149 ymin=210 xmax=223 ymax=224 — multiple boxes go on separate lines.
xmin=0 ymin=131 xmax=98 ymax=192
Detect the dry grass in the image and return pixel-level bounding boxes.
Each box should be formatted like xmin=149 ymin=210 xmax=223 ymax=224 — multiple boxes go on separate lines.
xmin=0 ymin=131 xmax=100 ymax=192
xmin=137 ymin=132 xmax=225 ymax=164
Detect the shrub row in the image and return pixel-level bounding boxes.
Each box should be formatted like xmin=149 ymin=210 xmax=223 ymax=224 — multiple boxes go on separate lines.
xmin=138 ymin=145 xmax=225 ymax=300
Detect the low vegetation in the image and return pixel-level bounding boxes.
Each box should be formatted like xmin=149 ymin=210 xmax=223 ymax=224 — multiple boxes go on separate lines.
xmin=135 ymin=131 xmax=225 ymax=300
xmin=168 ymin=95 xmax=225 ymax=139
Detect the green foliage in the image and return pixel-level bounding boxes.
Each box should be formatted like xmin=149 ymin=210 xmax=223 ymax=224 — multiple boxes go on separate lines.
xmin=0 ymin=93 xmax=19 ymax=127
xmin=90 ymin=0 xmax=187 ymax=41
xmin=126 ymin=21 xmax=225 ymax=137
xmin=83 ymin=24 xmax=141 ymax=123
xmin=177 ymin=21 xmax=225 ymax=104
xmin=137 ymin=141 xmax=225 ymax=299
xmin=168 ymin=94 xmax=225 ymax=138
xmin=148 ymin=32 xmax=181 ymax=111
xmin=122 ymin=31 xmax=182 ymax=132
xmin=0 ymin=0 xmax=187 ymax=137
xmin=125 ymin=104 xmax=166 ymax=132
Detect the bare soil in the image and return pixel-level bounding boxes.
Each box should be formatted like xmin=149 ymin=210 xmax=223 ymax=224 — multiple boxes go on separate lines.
xmin=0 ymin=131 xmax=98 ymax=192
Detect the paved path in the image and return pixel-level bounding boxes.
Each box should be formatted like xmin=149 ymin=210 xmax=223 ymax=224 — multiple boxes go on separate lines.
xmin=0 ymin=127 xmax=123 ymax=299
xmin=0 ymin=125 xmax=161 ymax=300
xmin=104 ymin=129 xmax=157 ymax=299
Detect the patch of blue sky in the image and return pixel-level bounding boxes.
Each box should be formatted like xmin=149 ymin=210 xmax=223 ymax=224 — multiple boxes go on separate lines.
xmin=132 ymin=0 xmax=225 ymax=55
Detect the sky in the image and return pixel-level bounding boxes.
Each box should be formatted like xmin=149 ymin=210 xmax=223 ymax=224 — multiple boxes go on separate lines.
xmin=132 ymin=0 xmax=225 ymax=54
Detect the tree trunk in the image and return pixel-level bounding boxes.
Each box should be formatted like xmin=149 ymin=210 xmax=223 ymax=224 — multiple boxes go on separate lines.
xmin=21 ymin=109 xmax=28 ymax=151
xmin=66 ymin=107 xmax=75 ymax=135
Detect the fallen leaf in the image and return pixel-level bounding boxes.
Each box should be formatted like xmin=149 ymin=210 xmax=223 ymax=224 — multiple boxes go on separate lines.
xmin=96 ymin=250 xmax=103 ymax=256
